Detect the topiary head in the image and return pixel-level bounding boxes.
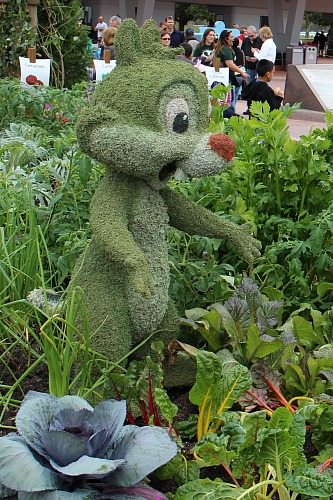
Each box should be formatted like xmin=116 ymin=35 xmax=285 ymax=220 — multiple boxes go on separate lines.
xmin=77 ymin=18 xmax=235 ymax=190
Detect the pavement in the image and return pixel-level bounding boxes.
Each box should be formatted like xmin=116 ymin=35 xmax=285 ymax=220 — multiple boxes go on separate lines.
xmin=235 ymin=56 xmax=332 ymax=140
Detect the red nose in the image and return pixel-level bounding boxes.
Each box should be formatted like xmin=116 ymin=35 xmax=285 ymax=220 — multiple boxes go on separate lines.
xmin=208 ymin=134 xmax=236 ymax=162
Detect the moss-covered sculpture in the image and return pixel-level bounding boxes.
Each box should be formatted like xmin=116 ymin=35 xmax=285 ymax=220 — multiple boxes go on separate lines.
xmin=73 ymin=19 xmax=261 ymax=385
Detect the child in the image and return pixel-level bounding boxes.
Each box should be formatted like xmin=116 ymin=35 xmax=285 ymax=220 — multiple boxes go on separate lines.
xmin=242 ymin=59 xmax=284 ymax=117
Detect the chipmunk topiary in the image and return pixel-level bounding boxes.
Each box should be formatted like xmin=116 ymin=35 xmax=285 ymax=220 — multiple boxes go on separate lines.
xmin=74 ymin=19 xmax=261 ymax=386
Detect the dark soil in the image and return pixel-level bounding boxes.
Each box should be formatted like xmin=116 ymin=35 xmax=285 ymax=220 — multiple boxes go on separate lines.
xmin=0 ymin=343 xmax=50 ymax=433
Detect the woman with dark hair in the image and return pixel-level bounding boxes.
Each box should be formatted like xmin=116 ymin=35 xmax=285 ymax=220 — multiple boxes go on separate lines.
xmin=161 ymin=31 xmax=171 ymax=47
xmin=215 ymin=29 xmax=248 ymax=112
xmin=193 ymin=28 xmax=215 ymax=66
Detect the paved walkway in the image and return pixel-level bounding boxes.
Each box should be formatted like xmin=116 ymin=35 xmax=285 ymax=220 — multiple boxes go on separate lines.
xmin=235 ymin=56 xmax=332 ymax=140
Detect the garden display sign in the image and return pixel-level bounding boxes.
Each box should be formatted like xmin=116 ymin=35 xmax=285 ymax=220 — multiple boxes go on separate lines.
xmin=93 ymin=60 xmax=117 ymax=81
xmin=19 ymin=57 xmax=51 ymax=87
xmin=205 ymin=66 xmax=229 ymax=90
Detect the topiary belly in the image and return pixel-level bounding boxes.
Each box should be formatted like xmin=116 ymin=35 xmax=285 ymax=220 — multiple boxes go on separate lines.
xmin=127 ymin=191 xmax=170 ymax=337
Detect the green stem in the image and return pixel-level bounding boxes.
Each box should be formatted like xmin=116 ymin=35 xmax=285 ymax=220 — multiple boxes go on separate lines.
xmin=298 ymin=182 xmax=308 ymax=220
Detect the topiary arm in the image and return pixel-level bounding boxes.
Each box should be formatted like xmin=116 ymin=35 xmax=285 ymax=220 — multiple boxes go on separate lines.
xmin=161 ymin=187 xmax=261 ymax=264
xmin=90 ymin=177 xmax=155 ymax=298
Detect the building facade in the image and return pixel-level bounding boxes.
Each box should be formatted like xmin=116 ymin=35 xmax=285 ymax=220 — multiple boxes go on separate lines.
xmin=81 ymin=0 xmax=333 ymax=52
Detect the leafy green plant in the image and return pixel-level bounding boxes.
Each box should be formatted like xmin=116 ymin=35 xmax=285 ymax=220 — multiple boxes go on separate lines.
xmin=0 ymin=287 xmax=102 ymax=426
xmin=209 ymin=83 xmax=233 ymax=134
xmin=0 ymin=78 xmax=94 ymax=131
xmin=0 ymin=391 xmax=177 ymax=498
xmin=0 ymin=195 xmax=53 ymax=307
xmin=174 ymin=404 xmax=333 ymax=499
xmin=0 ymin=116 xmax=101 ymax=288
xmin=279 ymin=307 xmax=333 ymax=398
xmin=106 ymin=342 xmax=179 ymax=428
xmin=180 ymin=278 xmax=283 ymax=363
xmin=239 ymin=361 xmax=312 ymax=415
xmin=168 ymin=104 xmax=333 ymax=313
xmin=187 ymin=349 xmax=252 ymax=441
xmin=168 ymin=227 xmax=237 ymax=311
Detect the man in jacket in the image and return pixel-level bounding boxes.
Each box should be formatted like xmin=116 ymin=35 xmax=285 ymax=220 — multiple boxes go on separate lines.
xmin=242 ymin=26 xmax=262 ymax=82
xmin=165 ymin=16 xmax=184 ymax=48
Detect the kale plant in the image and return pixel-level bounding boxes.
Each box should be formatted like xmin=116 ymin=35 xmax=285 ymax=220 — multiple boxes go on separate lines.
xmin=0 ymin=391 xmax=177 ymax=499
xmin=180 ymin=278 xmax=283 ymax=364
xmin=225 ymin=277 xmax=283 ymax=334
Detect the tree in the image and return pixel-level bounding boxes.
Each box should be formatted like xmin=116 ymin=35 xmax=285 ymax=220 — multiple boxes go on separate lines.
xmin=175 ymin=3 xmax=215 ymax=30
xmin=302 ymin=11 xmax=329 ymax=36
xmin=37 ymin=0 xmax=91 ymax=88
xmin=0 ymin=0 xmax=36 ymax=77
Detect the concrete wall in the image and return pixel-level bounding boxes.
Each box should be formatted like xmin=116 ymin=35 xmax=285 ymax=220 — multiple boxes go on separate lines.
xmin=83 ymin=0 xmax=333 ymax=30
xmin=85 ymin=0 xmax=176 ymax=27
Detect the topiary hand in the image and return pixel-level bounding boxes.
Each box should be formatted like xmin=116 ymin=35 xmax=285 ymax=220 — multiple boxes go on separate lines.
xmin=227 ymin=221 xmax=262 ymax=264
xmin=125 ymin=255 xmax=156 ymax=298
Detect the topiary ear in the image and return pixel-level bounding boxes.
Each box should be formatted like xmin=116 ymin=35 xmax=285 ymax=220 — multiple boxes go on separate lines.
xmin=114 ymin=18 xmax=142 ymax=66
xmin=140 ymin=19 xmax=161 ymax=57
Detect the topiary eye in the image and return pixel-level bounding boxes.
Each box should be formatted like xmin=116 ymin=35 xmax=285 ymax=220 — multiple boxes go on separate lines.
xmin=165 ymin=98 xmax=190 ymax=134
xmin=173 ymin=112 xmax=189 ymax=133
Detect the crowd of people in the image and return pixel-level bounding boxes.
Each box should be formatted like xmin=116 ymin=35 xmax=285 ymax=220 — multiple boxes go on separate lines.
xmin=92 ymin=15 xmax=284 ymax=117
xmin=93 ymin=14 xmax=122 ymax=60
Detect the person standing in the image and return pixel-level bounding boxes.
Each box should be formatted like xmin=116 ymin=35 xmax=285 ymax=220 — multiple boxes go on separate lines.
xmin=215 ymin=29 xmax=249 ymax=113
xmin=100 ymin=27 xmax=117 ymax=60
xmin=94 ymin=16 xmax=107 ymax=45
xmin=242 ymin=26 xmax=262 ymax=82
xmin=232 ymin=37 xmax=246 ymax=100
xmin=238 ymin=26 xmax=248 ymax=45
xmin=109 ymin=15 xmax=121 ymax=29
xmin=165 ymin=16 xmax=184 ymax=48
xmin=318 ymin=30 xmax=327 ymax=56
xmin=242 ymin=25 xmax=262 ymax=115
xmin=159 ymin=21 xmax=167 ymax=32
xmin=177 ymin=42 xmax=197 ymax=65
xmin=193 ymin=28 xmax=216 ymax=66
xmin=185 ymin=28 xmax=199 ymax=51
xmin=161 ymin=31 xmax=171 ymax=48
xmin=252 ymin=26 xmax=276 ymax=63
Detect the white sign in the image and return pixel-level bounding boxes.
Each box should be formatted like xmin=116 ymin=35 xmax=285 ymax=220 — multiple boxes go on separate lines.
xmin=19 ymin=57 xmax=51 ymax=87
xmin=205 ymin=67 xmax=229 ymax=89
xmin=94 ymin=60 xmax=117 ymax=82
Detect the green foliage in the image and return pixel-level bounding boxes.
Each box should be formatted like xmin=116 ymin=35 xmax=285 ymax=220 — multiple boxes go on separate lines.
xmin=188 ymin=349 xmax=251 ymax=440
xmin=175 ymin=401 xmax=333 ymax=499
xmin=0 ymin=78 xmax=94 ymax=130
xmin=168 ymin=227 xmax=237 ymax=311
xmin=173 ymin=104 xmax=333 ymax=312
xmin=0 ymin=82 xmax=101 ymax=290
xmin=302 ymin=11 xmax=329 ymax=34
xmin=209 ymin=84 xmax=233 ymax=134
xmin=0 ymin=0 xmax=36 ymax=77
xmin=175 ymin=3 xmax=215 ymax=29
xmin=105 ymin=342 xmax=179 ymax=427
xmin=180 ymin=278 xmax=283 ymax=363
xmin=279 ymin=308 xmax=333 ymax=398
xmin=37 ymin=0 xmax=92 ymax=88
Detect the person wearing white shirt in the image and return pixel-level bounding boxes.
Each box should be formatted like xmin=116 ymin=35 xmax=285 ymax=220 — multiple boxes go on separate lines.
xmin=94 ymin=16 xmax=107 ymax=43
xmin=252 ymin=26 xmax=276 ymax=63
